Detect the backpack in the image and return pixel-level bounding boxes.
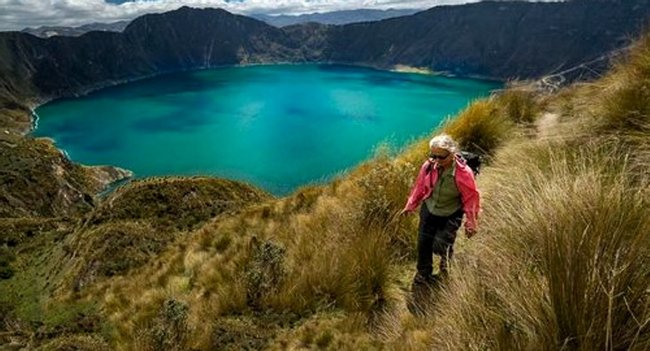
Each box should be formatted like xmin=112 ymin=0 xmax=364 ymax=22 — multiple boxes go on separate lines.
xmin=459 ymin=151 xmax=481 ymax=176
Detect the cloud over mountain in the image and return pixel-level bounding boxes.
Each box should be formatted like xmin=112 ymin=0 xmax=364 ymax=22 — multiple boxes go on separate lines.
xmin=1 ymin=0 xmax=555 ymax=31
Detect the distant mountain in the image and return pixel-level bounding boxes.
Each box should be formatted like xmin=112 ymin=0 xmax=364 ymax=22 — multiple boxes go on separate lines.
xmin=252 ymin=9 xmax=421 ymax=27
xmin=0 ymin=7 xmax=293 ymax=119
xmin=21 ymin=21 xmax=130 ymax=38
xmin=1 ymin=0 xmax=650 ymax=125
xmin=319 ymin=0 xmax=650 ymax=80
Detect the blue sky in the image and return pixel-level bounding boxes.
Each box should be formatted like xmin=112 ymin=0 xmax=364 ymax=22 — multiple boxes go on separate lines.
xmin=0 ymin=0 xmax=554 ymax=31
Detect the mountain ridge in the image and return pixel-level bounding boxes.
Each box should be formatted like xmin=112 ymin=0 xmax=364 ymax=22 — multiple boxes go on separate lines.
xmin=252 ymin=8 xmax=421 ymax=27
xmin=1 ymin=0 xmax=649 ymax=136
xmin=2 ymin=3 xmax=649 ymax=105
xmin=21 ymin=20 xmax=130 ymax=38
xmin=16 ymin=8 xmax=421 ymax=37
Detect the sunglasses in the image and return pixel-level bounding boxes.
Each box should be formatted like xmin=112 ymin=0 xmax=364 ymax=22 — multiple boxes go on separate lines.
xmin=429 ymin=153 xmax=450 ymax=160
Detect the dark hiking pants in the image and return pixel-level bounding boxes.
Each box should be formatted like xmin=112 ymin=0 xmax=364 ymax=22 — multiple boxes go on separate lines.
xmin=416 ymin=204 xmax=464 ymax=278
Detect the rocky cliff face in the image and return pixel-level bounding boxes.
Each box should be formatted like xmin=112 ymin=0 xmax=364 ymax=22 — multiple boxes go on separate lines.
xmin=0 ymin=1 xmax=649 ymax=124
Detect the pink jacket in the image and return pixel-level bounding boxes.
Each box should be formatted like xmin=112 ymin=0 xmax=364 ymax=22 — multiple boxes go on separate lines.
xmin=403 ymin=155 xmax=480 ymax=231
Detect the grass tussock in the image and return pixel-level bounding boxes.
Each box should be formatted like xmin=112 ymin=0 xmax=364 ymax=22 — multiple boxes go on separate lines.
xmin=443 ymin=87 xmax=541 ymax=157
xmin=443 ymin=99 xmax=515 ymax=156
xmin=598 ymin=33 xmax=650 ymax=132
xmin=420 ymin=137 xmax=650 ymax=350
xmin=495 ymin=88 xmax=541 ymax=125
xmin=267 ymin=312 xmax=380 ymax=350
xmin=270 ymin=220 xmax=397 ymax=316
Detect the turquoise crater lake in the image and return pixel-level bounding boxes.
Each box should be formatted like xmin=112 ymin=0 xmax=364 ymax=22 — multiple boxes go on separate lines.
xmin=33 ymin=64 xmax=500 ymax=195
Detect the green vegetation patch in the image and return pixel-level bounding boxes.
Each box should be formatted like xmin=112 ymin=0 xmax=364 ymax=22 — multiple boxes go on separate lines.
xmin=0 ymin=220 xmax=72 ymax=324
xmin=35 ymin=334 xmax=111 ymax=351
xmin=68 ymin=220 xmax=174 ymax=291
xmin=0 ymin=217 xmax=70 ymax=247
xmin=0 ymin=244 xmax=16 ymax=279
xmin=86 ymin=177 xmax=272 ymax=231
xmin=0 ymin=221 xmax=109 ymax=349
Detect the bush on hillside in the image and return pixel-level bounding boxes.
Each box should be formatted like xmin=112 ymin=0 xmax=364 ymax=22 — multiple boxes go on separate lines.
xmin=245 ymin=239 xmax=286 ymax=308
xmin=496 ymin=89 xmax=540 ymax=124
xmin=443 ymin=99 xmax=514 ymax=156
xmin=135 ymin=299 xmax=190 ymax=351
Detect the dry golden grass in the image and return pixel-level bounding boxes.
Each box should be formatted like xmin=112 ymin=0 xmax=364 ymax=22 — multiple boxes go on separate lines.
xmin=36 ymin=334 xmax=111 ymax=351
xmin=416 ymin=136 xmax=650 ymax=350
xmin=267 ymin=312 xmax=380 ymax=350
xmin=496 ymin=88 xmax=541 ymax=125
xmin=443 ymin=99 xmax=515 ymax=156
xmin=83 ymin=144 xmax=423 ymax=349
xmin=598 ymin=34 xmax=650 ymax=133
xmin=380 ymin=33 xmax=650 ymax=351
xmin=23 ymin=32 xmax=650 ymax=351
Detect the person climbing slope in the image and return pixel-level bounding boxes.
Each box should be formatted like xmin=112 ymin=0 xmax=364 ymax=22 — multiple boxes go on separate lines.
xmin=400 ymin=134 xmax=480 ymax=284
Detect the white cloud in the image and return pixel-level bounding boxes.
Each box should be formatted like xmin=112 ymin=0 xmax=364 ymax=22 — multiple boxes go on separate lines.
xmin=1 ymin=0 xmax=562 ymax=31
xmin=0 ymin=0 xmax=482 ymax=31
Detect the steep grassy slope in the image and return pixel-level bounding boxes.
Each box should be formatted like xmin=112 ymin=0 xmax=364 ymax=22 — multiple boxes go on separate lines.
xmin=1 ymin=27 xmax=649 ymax=351
xmin=0 ymin=33 xmax=634 ymax=349
xmin=105 ymin=34 xmax=649 ymax=350
xmin=381 ymin=35 xmax=650 ymax=350
xmin=0 ymin=177 xmax=270 ymax=349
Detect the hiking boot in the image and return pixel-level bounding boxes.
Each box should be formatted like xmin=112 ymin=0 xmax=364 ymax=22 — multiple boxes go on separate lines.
xmin=409 ymin=274 xmax=438 ymax=316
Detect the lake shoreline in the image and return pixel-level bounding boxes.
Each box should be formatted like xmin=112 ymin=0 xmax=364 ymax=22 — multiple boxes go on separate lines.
xmin=22 ymin=62 xmax=503 ymax=197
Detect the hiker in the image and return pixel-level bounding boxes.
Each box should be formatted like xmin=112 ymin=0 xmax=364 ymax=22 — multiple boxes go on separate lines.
xmin=399 ymin=134 xmax=480 ymax=283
